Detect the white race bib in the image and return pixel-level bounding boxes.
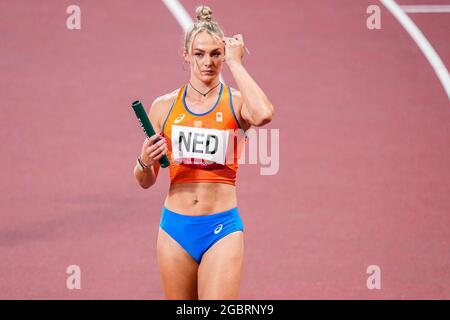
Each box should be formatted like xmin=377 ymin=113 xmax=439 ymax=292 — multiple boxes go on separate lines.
xmin=171 ymin=125 xmax=229 ymax=165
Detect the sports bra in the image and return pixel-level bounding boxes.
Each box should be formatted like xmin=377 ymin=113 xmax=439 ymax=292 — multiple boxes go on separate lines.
xmin=161 ymin=83 xmax=246 ymax=186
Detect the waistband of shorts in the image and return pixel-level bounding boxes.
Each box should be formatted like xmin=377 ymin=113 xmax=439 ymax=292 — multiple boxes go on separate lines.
xmin=161 ymin=206 xmax=239 ymax=221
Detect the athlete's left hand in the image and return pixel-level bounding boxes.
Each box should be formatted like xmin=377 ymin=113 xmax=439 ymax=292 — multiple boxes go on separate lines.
xmin=224 ymin=34 xmax=245 ymax=65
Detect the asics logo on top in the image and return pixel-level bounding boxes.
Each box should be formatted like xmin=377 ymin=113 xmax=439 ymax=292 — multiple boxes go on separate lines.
xmin=174 ymin=113 xmax=186 ymax=124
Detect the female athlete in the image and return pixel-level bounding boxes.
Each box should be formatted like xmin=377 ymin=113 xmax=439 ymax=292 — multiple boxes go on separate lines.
xmin=134 ymin=5 xmax=274 ymax=299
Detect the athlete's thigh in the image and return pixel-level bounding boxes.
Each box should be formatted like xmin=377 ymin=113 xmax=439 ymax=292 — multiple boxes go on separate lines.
xmin=197 ymin=231 xmax=244 ymax=300
xmin=157 ymin=227 xmax=199 ymax=299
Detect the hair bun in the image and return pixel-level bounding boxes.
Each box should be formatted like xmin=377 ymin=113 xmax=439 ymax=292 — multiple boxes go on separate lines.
xmin=196 ymin=6 xmax=213 ymax=22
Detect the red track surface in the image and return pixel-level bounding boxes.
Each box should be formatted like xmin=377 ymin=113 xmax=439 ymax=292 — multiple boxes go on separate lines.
xmin=1 ymin=0 xmax=449 ymax=299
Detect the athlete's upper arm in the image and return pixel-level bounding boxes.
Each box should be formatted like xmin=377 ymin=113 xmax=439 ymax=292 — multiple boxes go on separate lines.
xmin=147 ymin=91 xmax=177 ymax=133
xmin=145 ymin=92 xmax=176 ymax=176
xmin=240 ymin=102 xmax=253 ymax=128
xmin=147 ymin=97 xmax=163 ymax=132
xmin=230 ymin=88 xmax=252 ymax=131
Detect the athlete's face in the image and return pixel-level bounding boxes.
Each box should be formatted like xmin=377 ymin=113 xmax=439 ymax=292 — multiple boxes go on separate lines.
xmin=184 ymin=31 xmax=225 ymax=82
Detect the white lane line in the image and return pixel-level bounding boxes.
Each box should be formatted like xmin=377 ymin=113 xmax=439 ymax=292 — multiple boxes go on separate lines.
xmin=400 ymin=5 xmax=450 ymax=13
xmin=381 ymin=0 xmax=450 ymax=100
xmin=161 ymin=0 xmax=225 ymax=83
xmin=161 ymin=0 xmax=193 ymax=31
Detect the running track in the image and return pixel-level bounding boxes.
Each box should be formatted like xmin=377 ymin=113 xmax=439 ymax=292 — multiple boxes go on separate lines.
xmin=0 ymin=0 xmax=449 ymax=299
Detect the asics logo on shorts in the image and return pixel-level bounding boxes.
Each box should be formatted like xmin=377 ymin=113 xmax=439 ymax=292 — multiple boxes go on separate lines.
xmin=214 ymin=224 xmax=223 ymax=234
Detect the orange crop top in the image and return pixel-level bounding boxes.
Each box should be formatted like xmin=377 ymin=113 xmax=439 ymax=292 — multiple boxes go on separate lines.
xmin=161 ymin=83 xmax=246 ymax=186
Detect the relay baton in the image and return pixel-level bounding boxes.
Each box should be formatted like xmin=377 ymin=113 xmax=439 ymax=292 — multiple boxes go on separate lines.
xmin=131 ymin=100 xmax=170 ymax=168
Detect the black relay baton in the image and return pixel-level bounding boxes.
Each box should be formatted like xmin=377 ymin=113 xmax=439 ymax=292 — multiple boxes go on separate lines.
xmin=131 ymin=100 xmax=170 ymax=168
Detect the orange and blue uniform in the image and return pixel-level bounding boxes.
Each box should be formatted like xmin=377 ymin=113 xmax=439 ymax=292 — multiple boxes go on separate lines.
xmin=162 ymin=82 xmax=246 ymax=186
xmin=159 ymin=82 xmax=246 ymax=263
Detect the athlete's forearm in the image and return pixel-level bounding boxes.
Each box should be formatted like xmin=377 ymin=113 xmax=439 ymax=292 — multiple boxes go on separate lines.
xmin=227 ymin=61 xmax=274 ymax=126
xmin=134 ymin=163 xmax=157 ymax=189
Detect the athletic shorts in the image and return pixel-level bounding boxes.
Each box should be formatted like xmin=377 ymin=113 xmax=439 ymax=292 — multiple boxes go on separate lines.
xmin=159 ymin=206 xmax=244 ymax=263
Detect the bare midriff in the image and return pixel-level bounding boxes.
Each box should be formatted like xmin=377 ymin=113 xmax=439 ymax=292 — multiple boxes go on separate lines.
xmin=163 ymin=182 xmax=238 ymax=216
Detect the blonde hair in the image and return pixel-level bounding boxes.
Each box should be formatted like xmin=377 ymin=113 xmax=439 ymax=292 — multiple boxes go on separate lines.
xmin=184 ymin=6 xmax=224 ymax=54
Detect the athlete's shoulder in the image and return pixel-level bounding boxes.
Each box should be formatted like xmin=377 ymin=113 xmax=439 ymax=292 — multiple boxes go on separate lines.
xmin=229 ymin=86 xmax=243 ymax=105
xmin=149 ymin=87 xmax=182 ymax=129
xmin=228 ymin=86 xmax=252 ymax=131
xmin=151 ymin=88 xmax=180 ymax=109
xmin=229 ymin=86 xmax=240 ymax=96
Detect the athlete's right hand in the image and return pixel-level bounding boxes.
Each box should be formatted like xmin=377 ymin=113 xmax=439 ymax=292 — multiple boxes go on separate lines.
xmin=140 ymin=133 xmax=168 ymax=167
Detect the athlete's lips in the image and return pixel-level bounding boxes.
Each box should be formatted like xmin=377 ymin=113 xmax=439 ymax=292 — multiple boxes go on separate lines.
xmin=201 ymin=70 xmax=214 ymax=74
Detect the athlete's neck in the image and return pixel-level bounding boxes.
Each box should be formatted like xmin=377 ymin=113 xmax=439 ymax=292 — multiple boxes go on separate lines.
xmin=188 ymin=78 xmax=221 ymax=100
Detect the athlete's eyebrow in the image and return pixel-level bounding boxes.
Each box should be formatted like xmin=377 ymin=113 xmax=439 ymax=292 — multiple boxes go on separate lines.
xmin=193 ymin=48 xmax=221 ymax=52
